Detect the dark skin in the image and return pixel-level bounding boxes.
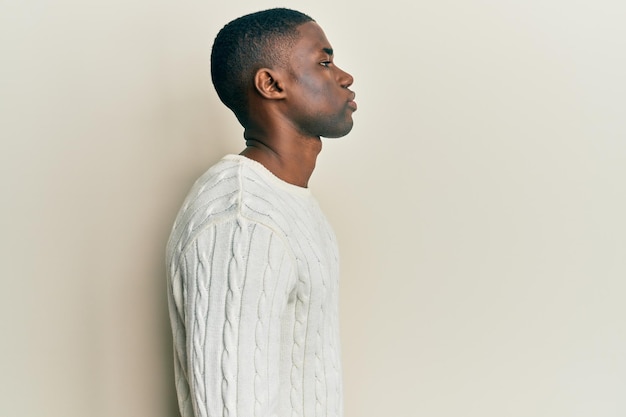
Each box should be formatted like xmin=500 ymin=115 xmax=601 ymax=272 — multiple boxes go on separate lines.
xmin=240 ymin=21 xmax=356 ymax=188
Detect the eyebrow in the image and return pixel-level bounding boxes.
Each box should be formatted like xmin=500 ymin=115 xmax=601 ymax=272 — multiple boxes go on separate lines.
xmin=322 ymin=47 xmax=334 ymax=56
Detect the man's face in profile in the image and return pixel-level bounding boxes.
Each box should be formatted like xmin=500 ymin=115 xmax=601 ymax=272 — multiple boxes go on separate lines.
xmin=279 ymin=21 xmax=357 ymax=139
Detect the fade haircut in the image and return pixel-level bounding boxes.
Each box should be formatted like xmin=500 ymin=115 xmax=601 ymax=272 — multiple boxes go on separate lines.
xmin=210 ymin=8 xmax=314 ymax=126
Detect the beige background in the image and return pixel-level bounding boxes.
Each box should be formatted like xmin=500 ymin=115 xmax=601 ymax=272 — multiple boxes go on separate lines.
xmin=1 ymin=0 xmax=625 ymax=416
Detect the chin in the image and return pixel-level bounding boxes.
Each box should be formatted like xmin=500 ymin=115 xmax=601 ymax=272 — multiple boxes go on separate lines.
xmin=320 ymin=122 xmax=354 ymax=139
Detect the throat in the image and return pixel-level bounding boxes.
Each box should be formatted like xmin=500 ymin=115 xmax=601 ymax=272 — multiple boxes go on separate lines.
xmin=240 ymin=139 xmax=320 ymax=188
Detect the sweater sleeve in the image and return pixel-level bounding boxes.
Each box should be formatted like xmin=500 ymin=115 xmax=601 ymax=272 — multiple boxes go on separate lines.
xmin=169 ymin=217 xmax=296 ymax=417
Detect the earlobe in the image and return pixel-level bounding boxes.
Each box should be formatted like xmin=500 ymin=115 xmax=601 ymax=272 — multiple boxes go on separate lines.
xmin=254 ymin=68 xmax=285 ymax=99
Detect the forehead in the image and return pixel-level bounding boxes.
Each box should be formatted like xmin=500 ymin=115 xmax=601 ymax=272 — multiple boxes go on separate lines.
xmin=291 ymin=21 xmax=332 ymax=56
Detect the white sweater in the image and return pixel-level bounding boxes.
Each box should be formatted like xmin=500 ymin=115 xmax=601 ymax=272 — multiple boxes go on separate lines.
xmin=166 ymin=155 xmax=343 ymax=417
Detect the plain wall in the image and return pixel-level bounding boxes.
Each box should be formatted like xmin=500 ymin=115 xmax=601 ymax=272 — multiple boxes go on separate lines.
xmin=1 ymin=1 xmax=625 ymax=416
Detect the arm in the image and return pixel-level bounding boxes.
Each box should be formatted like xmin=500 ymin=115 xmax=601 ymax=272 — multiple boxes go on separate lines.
xmin=170 ymin=217 xmax=296 ymax=417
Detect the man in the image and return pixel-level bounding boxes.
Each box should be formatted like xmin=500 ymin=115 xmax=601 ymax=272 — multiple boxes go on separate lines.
xmin=166 ymin=8 xmax=356 ymax=417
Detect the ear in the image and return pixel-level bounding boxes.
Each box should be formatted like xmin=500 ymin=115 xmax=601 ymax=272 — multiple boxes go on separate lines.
xmin=254 ymin=68 xmax=286 ymax=99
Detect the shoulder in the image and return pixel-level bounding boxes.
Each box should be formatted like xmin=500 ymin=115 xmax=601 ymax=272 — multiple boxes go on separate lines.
xmin=166 ymin=155 xmax=313 ymax=267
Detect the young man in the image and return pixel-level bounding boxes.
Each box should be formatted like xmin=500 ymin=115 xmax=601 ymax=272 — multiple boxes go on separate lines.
xmin=166 ymin=8 xmax=356 ymax=417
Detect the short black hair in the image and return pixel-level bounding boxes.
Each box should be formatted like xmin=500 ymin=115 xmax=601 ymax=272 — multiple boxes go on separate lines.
xmin=210 ymin=8 xmax=314 ymax=126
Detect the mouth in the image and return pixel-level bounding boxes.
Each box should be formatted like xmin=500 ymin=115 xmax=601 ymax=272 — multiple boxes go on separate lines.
xmin=347 ymin=92 xmax=357 ymax=111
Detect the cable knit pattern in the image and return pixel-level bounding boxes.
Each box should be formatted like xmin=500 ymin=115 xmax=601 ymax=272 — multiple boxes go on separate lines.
xmin=166 ymin=155 xmax=343 ymax=417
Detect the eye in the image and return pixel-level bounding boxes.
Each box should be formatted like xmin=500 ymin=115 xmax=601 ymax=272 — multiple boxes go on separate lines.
xmin=320 ymin=61 xmax=332 ymax=68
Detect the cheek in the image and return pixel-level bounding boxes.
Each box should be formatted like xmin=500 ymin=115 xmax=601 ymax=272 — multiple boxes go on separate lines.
xmin=298 ymin=73 xmax=330 ymax=99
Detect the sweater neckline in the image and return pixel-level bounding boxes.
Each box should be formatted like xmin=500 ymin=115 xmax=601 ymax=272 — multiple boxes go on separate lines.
xmin=223 ymin=154 xmax=313 ymax=198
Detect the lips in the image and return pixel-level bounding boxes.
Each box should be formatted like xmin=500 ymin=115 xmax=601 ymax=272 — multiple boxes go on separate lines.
xmin=347 ymin=92 xmax=357 ymax=111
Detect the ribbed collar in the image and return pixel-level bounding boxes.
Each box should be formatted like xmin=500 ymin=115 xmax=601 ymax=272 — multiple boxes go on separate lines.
xmin=223 ymin=154 xmax=313 ymax=198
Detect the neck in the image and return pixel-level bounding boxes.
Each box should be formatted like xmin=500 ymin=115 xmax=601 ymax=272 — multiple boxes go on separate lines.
xmin=240 ymin=130 xmax=322 ymax=188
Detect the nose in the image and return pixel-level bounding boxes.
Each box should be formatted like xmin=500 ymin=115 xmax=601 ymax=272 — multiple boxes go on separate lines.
xmin=337 ymin=65 xmax=354 ymax=88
